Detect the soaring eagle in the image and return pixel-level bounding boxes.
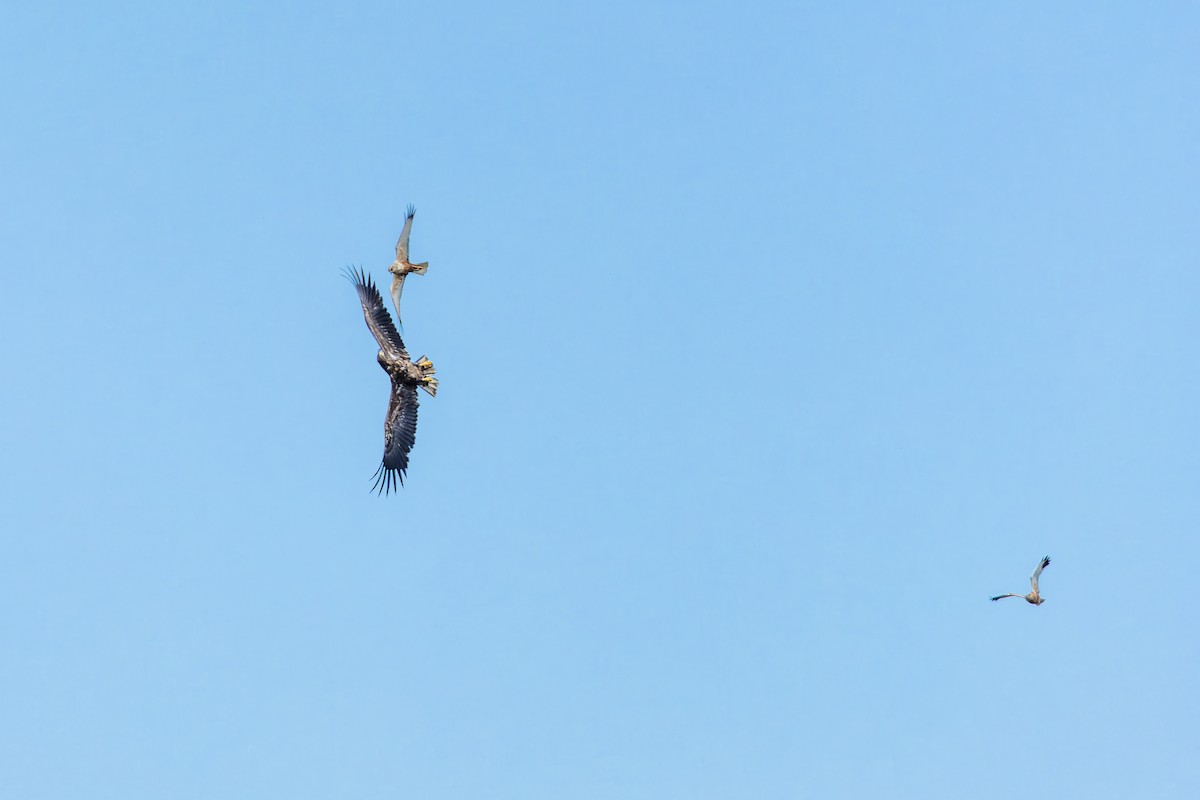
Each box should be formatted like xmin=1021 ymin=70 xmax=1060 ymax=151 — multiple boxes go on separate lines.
xmin=346 ymin=266 xmax=437 ymax=493
xmin=991 ymin=556 xmax=1051 ymax=605
xmin=387 ymin=204 xmax=429 ymax=326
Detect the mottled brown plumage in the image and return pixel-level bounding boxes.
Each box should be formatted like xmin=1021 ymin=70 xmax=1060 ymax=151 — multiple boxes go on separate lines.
xmin=346 ymin=266 xmax=437 ymax=493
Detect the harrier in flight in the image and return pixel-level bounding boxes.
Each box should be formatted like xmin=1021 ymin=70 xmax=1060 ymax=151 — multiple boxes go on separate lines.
xmin=387 ymin=204 xmax=429 ymax=327
xmin=991 ymin=556 xmax=1051 ymax=605
xmin=346 ymin=266 xmax=437 ymax=493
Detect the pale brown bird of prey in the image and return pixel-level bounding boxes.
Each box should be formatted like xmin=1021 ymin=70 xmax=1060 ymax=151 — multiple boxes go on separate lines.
xmin=387 ymin=204 xmax=429 ymax=327
xmin=991 ymin=556 xmax=1051 ymax=605
xmin=345 ymin=266 xmax=437 ymax=493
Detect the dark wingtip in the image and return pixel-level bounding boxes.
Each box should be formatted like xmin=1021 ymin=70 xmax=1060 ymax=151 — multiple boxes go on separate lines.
xmin=370 ymin=461 xmax=405 ymax=495
xmin=406 ymin=203 xmax=416 ymax=218
xmin=343 ymin=264 xmax=371 ymax=289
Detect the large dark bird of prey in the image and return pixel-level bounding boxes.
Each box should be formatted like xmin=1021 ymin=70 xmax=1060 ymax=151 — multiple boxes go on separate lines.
xmin=387 ymin=204 xmax=429 ymax=327
xmin=991 ymin=556 xmax=1051 ymax=605
xmin=345 ymin=266 xmax=437 ymax=493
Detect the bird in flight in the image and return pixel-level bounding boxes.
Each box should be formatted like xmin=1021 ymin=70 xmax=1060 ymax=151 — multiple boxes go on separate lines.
xmin=991 ymin=556 xmax=1051 ymax=605
xmin=345 ymin=266 xmax=437 ymax=493
xmin=387 ymin=204 xmax=429 ymax=327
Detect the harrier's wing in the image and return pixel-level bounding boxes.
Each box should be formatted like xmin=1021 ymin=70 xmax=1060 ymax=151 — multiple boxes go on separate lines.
xmin=389 ymin=274 xmax=407 ymax=330
xmin=372 ymin=381 xmax=419 ymax=494
xmin=345 ymin=266 xmax=408 ymax=362
xmin=990 ymin=594 xmax=1022 ymax=601
xmin=394 ymin=204 xmax=416 ymax=262
xmin=1030 ymin=556 xmax=1050 ymax=594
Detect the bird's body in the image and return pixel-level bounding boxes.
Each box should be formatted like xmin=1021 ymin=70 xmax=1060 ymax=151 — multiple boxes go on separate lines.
xmin=387 ymin=204 xmax=429 ymax=326
xmin=991 ymin=556 xmax=1051 ymax=605
xmin=345 ymin=266 xmax=437 ymax=493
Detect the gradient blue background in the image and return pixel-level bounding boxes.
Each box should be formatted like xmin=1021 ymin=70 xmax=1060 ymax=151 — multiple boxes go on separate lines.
xmin=3 ymin=2 xmax=1198 ymax=797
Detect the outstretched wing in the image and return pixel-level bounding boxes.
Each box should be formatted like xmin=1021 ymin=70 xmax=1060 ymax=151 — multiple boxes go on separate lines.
xmin=1030 ymin=555 xmax=1050 ymax=594
xmin=389 ymin=274 xmax=407 ymax=330
xmin=372 ymin=381 xmax=419 ymax=494
xmin=990 ymin=594 xmax=1022 ymax=601
xmin=345 ymin=266 xmax=408 ymax=362
xmin=394 ymin=204 xmax=416 ymax=262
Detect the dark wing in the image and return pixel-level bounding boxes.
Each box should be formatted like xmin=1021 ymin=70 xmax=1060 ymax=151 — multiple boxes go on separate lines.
xmin=372 ymin=381 xmax=419 ymax=494
xmin=345 ymin=266 xmax=408 ymax=361
xmin=990 ymin=594 xmax=1022 ymax=601
xmin=1030 ymin=555 xmax=1050 ymax=594
xmin=394 ymin=205 xmax=416 ymax=262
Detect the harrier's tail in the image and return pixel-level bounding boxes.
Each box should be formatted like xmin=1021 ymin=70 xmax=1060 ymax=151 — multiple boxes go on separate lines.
xmin=412 ymin=261 xmax=429 ymax=275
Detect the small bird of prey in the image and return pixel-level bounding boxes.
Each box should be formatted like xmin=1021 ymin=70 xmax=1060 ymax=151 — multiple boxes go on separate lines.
xmin=387 ymin=204 xmax=429 ymax=327
xmin=991 ymin=556 xmax=1051 ymax=605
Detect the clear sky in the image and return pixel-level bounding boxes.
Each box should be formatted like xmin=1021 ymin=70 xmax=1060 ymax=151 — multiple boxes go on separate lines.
xmin=2 ymin=2 xmax=1198 ymax=797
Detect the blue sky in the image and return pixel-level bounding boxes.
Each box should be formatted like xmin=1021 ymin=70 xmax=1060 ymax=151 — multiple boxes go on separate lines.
xmin=2 ymin=2 xmax=1198 ymax=797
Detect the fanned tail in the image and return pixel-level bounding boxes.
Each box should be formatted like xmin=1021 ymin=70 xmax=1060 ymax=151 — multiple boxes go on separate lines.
xmin=411 ymin=261 xmax=429 ymax=275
